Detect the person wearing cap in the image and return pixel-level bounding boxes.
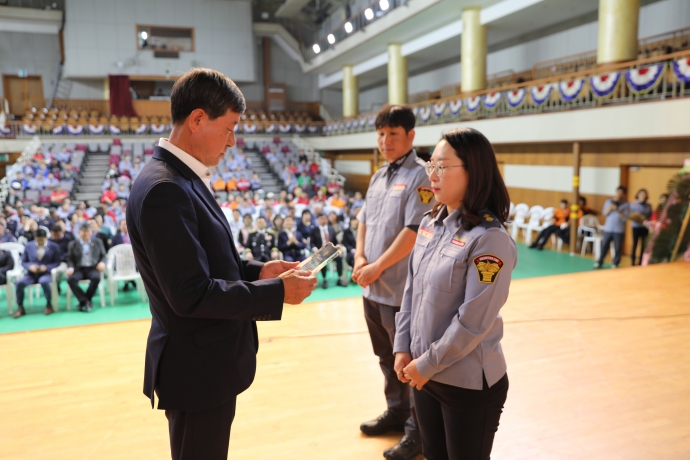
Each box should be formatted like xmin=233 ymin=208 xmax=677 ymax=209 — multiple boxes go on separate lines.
xmin=65 ymin=222 xmax=107 ymax=312
xmin=354 ymin=105 xmax=433 ymax=460
xmin=394 ymin=128 xmax=515 ymax=460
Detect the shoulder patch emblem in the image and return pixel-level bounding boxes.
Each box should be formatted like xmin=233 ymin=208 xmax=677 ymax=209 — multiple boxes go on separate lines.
xmin=392 ymin=183 xmax=407 ymax=191
xmin=483 ymin=214 xmax=494 ymax=222
xmin=451 ymin=236 xmax=467 ymax=248
xmin=417 ymin=186 xmax=434 ymax=204
xmin=473 ymin=254 xmax=504 ymax=284
xmin=419 ymin=226 xmax=433 ymax=239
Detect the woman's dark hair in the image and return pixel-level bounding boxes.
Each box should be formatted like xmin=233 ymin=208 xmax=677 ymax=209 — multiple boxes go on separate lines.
xmin=636 ymin=188 xmax=649 ymax=200
xmin=430 ymin=128 xmax=510 ymax=231
xmin=375 ymin=105 xmax=415 ymax=133
xmin=171 ymin=68 xmax=246 ymax=124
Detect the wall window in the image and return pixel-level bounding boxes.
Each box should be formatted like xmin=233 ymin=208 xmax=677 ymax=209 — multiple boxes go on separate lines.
xmin=137 ymin=25 xmax=195 ymax=52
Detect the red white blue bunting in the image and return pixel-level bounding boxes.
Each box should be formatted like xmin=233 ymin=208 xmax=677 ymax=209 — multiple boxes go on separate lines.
xmin=418 ymin=106 xmax=432 ymax=122
xmin=243 ymin=124 xmax=258 ymax=134
xmin=506 ymin=88 xmax=526 ymax=109
xmin=449 ymin=100 xmax=462 ymax=115
xmin=88 ymin=124 xmax=105 ymax=135
xmin=559 ymin=79 xmax=585 ymax=102
xmin=265 ymin=124 xmax=277 ymax=134
xmin=672 ymin=57 xmax=690 ymax=82
xmin=52 ymin=125 xmax=64 ymax=135
xmin=307 ymin=125 xmax=319 ymax=134
xmin=484 ymin=92 xmax=502 ymax=110
xmin=412 ymin=107 xmax=419 ymax=116
xmin=626 ymin=64 xmax=665 ymax=94
xmin=22 ymin=124 xmax=37 ymax=135
xmin=0 ymin=125 xmax=12 ymax=136
xmin=368 ymin=115 xmax=376 ymax=127
xmin=433 ymin=102 xmax=447 ymax=117
xmin=134 ymin=124 xmax=148 ymax=135
xmin=345 ymin=119 xmax=354 ymax=130
xmin=530 ymin=84 xmax=552 ymax=106
xmin=108 ymin=125 xmax=121 ymax=135
xmin=150 ymin=124 xmax=168 ymax=135
xmin=590 ymin=72 xmax=621 ymax=99
xmin=294 ymin=124 xmax=306 ymax=133
xmin=358 ymin=117 xmax=366 ymax=128
xmin=465 ymin=96 xmax=482 ymax=113
xmin=67 ymin=124 xmax=84 ymax=135
xmin=278 ymin=124 xmax=291 ymax=134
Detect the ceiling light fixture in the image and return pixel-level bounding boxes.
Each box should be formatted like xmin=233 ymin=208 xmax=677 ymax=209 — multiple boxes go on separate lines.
xmin=380 ymin=0 xmax=389 ymax=11
xmin=364 ymin=8 xmax=374 ymax=20
xmin=344 ymin=21 xmax=353 ymax=33
xmin=327 ymin=34 xmax=335 ymax=45
xmin=313 ymin=44 xmax=321 ymax=54
xmin=140 ymin=31 xmax=148 ymax=40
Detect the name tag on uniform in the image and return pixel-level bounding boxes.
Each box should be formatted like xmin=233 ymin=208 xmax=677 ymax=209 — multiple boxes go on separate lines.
xmin=392 ymin=183 xmax=406 ymax=191
xmin=451 ymin=236 xmax=467 ymax=248
xmin=419 ymin=226 xmax=433 ymax=239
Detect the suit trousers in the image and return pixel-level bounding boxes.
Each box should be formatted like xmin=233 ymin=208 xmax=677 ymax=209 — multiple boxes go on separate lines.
xmin=67 ymin=267 xmax=101 ymax=304
xmin=165 ymin=396 xmax=237 ymax=460
xmin=363 ymin=297 xmax=420 ymax=442
xmin=597 ymin=232 xmax=624 ymax=266
xmin=16 ymin=272 xmax=52 ymax=305
xmin=413 ymin=373 xmax=509 ymax=460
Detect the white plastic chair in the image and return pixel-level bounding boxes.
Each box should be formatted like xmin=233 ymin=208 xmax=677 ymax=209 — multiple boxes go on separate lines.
xmin=519 ymin=205 xmax=544 ymax=244
xmin=1 ymin=242 xmax=61 ymax=312
xmin=525 ymin=207 xmax=554 ymax=245
xmin=579 ymin=215 xmax=615 ymax=260
xmin=66 ymin=270 xmax=106 ymax=309
xmin=509 ymin=203 xmax=529 ymax=240
xmin=105 ymin=244 xmax=146 ymax=306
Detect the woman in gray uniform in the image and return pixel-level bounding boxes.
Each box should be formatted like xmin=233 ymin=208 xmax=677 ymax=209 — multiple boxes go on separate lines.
xmin=393 ymin=127 xmax=516 ymax=460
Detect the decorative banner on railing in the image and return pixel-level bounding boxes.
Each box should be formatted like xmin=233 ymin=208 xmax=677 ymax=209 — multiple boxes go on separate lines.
xmin=506 ymin=88 xmax=527 ymax=109
xmin=418 ymin=106 xmax=432 ymax=122
xmin=345 ymin=119 xmax=353 ymax=130
xmin=433 ymin=102 xmax=447 ymax=117
xmin=530 ymin=84 xmax=552 ymax=106
xmin=0 ymin=125 xmax=12 ymax=136
xmin=88 ymin=124 xmax=105 ymax=135
xmin=590 ymin=72 xmax=621 ymax=99
xmin=265 ymin=124 xmax=277 ymax=134
xmin=109 ymin=125 xmax=121 ymax=135
xmin=23 ymin=124 xmax=37 ymax=135
xmin=358 ymin=117 xmax=367 ymax=128
xmin=150 ymin=124 xmax=168 ymax=135
xmin=559 ymin=79 xmax=585 ymax=102
xmin=52 ymin=125 xmax=64 ymax=135
xmin=412 ymin=107 xmax=419 ymax=117
xmin=626 ymin=63 xmax=665 ymax=94
xmin=66 ymin=124 xmax=84 ymax=135
xmin=672 ymin=57 xmax=690 ymax=82
xmin=465 ymin=96 xmax=482 ymax=113
xmin=307 ymin=125 xmax=319 ymax=134
xmin=243 ymin=123 xmax=258 ymax=134
xmin=368 ymin=115 xmax=376 ymax=127
xmin=278 ymin=124 xmax=291 ymax=134
xmin=294 ymin=124 xmax=306 ymax=133
xmin=484 ymin=92 xmax=502 ymax=110
xmin=449 ymin=100 xmax=462 ymax=115
xmin=134 ymin=124 xmax=149 ymax=135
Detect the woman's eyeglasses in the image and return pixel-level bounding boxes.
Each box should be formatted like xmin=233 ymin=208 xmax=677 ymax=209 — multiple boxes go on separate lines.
xmin=424 ymin=162 xmax=465 ymax=178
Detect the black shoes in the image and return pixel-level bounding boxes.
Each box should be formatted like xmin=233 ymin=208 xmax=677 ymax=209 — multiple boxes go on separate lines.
xmin=79 ymin=301 xmax=93 ymax=313
xmin=322 ymin=279 xmax=328 ymax=289
xmin=528 ymin=242 xmax=538 ymax=249
xmin=360 ymin=410 xmax=406 ymax=436
xmin=337 ymin=279 xmax=348 ymax=287
xmin=45 ymin=303 xmax=54 ymax=315
xmin=384 ymin=435 xmax=423 ymax=460
xmin=13 ymin=305 xmax=26 ymax=319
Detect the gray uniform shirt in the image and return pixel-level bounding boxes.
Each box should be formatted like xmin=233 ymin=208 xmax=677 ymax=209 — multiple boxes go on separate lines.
xmin=629 ymin=200 xmax=652 ymax=228
xmin=602 ymin=198 xmax=629 ymax=234
xmin=357 ymin=150 xmax=432 ymax=307
xmin=393 ymin=207 xmax=517 ymax=390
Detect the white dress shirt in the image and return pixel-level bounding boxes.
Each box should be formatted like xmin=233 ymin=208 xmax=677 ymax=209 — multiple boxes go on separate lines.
xmin=158 ymin=138 xmax=212 ymax=191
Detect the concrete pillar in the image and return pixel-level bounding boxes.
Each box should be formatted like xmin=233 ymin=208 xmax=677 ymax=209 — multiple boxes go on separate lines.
xmin=461 ymin=7 xmax=487 ymax=93
xmin=387 ymin=43 xmax=407 ymax=105
xmin=342 ymin=65 xmax=358 ymax=117
xmin=103 ymin=78 xmax=110 ymax=101
xmin=597 ymin=0 xmax=640 ymax=64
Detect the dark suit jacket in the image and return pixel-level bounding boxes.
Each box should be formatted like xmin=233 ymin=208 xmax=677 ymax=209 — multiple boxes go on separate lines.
xmin=21 ymin=241 xmax=61 ymax=272
xmin=342 ymin=228 xmax=357 ymax=253
xmin=126 ymin=146 xmax=284 ymax=412
xmin=111 ymin=231 xmax=128 ymax=247
xmin=0 ymin=250 xmax=14 ymax=280
xmin=66 ymin=238 xmax=106 ymax=268
xmin=277 ymin=229 xmax=306 ymax=260
xmin=309 ymin=225 xmax=337 ymax=251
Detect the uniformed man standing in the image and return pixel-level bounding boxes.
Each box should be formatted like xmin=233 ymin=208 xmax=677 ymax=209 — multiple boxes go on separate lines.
xmin=246 ymin=216 xmax=277 ymax=262
xmin=353 ymin=105 xmax=433 ymax=460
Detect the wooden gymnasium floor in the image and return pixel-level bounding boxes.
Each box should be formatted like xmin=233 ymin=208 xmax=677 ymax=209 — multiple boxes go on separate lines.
xmin=1 ymin=263 xmax=689 ymax=459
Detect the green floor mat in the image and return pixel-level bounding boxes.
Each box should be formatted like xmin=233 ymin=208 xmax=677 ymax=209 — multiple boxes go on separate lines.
xmin=0 ymin=244 xmax=597 ymax=334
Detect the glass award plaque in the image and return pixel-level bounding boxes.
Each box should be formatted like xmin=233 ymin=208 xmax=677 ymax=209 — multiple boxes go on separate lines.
xmin=298 ymin=243 xmax=345 ymax=274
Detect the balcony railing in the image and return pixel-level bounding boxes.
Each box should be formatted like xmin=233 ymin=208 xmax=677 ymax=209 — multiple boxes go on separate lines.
xmin=322 ymin=50 xmax=690 ymax=136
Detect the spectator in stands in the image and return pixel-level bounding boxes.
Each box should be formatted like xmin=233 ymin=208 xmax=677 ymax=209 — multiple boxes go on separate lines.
xmin=225 ymin=175 xmax=237 ymax=192
xmin=11 ymin=173 xmax=28 ymax=191
xmin=0 ymin=246 xmax=14 ymax=286
xmin=13 ymin=228 xmax=61 ymax=318
xmin=106 ymin=163 xmax=119 ymax=179
xmin=245 ymin=216 xmax=278 ymax=262
xmin=119 ymin=155 xmax=133 ymax=176
xmin=630 ymin=188 xmax=653 ymax=266
xmin=50 ymin=186 xmax=69 ymax=206
xmin=328 ymin=211 xmax=342 ymax=235
xmin=56 ymin=146 xmax=71 ymax=163
xmin=309 ymin=213 xmax=346 ymax=288
xmin=594 ymin=186 xmax=629 ymax=269
xmin=101 ymin=185 xmax=118 ymax=205
xmin=22 ymin=160 xmax=35 ymax=176
xmin=237 ymin=174 xmax=251 ymax=192
xmin=340 ymin=204 xmax=352 ymax=230
xmin=117 ymin=183 xmax=130 ymax=200
xmin=327 ymin=179 xmax=341 ymax=195
xmin=352 ymin=191 xmax=364 ymax=209
xmin=19 ymin=218 xmax=38 ymax=242
xmin=102 ymin=177 xmax=117 ymax=192
xmin=330 ymin=191 xmax=347 ymax=209
xmin=26 ymin=170 xmax=43 ymax=190
xmin=61 ymin=164 xmax=77 ymax=182
xmin=239 ymin=214 xmax=255 ymax=247
xmin=298 ymin=172 xmax=312 ymax=191
xmin=0 ymin=219 xmax=17 ymax=242
xmin=131 ymin=157 xmax=144 ymax=179
xmin=342 ymin=217 xmax=358 ymax=271
xmin=228 ymin=209 xmax=244 ymax=242
xmin=250 ymin=173 xmax=261 ymax=191
xmin=89 ymin=217 xmax=111 ymax=252
xmin=272 ymin=215 xmax=284 ymax=234
xmin=36 ymin=162 xmax=50 ymax=178
xmin=529 ymin=200 xmax=570 ymax=250
xmin=278 ymin=215 xmax=306 ymax=262
xmin=45 ymin=172 xmax=59 ymax=190
xmin=36 ymin=207 xmax=53 ymax=228
xmin=66 ymin=222 xmax=106 ymax=312
xmin=56 ymin=200 xmax=73 ymax=220
xmin=297 ymin=209 xmax=315 ymax=240
xmin=237 ymin=197 xmax=255 ymax=216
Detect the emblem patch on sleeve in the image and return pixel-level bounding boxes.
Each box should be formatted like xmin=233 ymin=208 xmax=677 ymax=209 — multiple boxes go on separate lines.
xmin=473 ymin=254 xmax=504 ymax=284
xmin=417 ymin=186 xmax=434 ymax=204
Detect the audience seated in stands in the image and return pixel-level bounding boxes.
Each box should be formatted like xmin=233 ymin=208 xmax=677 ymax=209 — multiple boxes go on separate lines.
xmin=66 ymin=222 xmax=106 ymax=313
xmin=309 ymin=213 xmax=346 ymax=289
xmin=13 ymin=228 xmax=61 ymax=318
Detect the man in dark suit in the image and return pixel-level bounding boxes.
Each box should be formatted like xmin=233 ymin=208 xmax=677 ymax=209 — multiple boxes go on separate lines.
xmin=342 ymin=217 xmax=359 ymax=270
xmin=126 ymin=68 xmax=316 ymax=460
xmin=13 ymin=228 xmax=61 ymax=317
xmin=309 ymin=213 xmax=347 ymax=288
xmin=278 ymin=215 xmax=307 ymax=262
xmin=0 ymin=248 xmax=15 ymax=285
xmin=66 ymin=222 xmax=106 ymax=312
xmin=245 ymin=216 xmax=277 ymax=262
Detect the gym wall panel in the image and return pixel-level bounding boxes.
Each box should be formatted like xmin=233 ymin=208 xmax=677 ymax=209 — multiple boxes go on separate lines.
xmin=333 ymin=160 xmax=371 ymax=175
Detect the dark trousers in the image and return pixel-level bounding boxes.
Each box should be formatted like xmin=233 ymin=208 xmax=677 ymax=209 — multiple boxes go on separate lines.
xmin=414 ymin=374 xmax=509 ymax=460
xmin=67 ymin=266 xmax=101 ymax=304
xmin=363 ymin=297 xmax=420 ymax=442
xmin=165 ymin=397 xmax=236 ymax=460
xmin=16 ymin=272 xmax=52 ymax=305
xmin=597 ymin=231 xmax=624 ymax=266
xmin=534 ymin=225 xmax=561 ymax=247
xmin=320 ymin=256 xmax=342 ymax=279
xmin=631 ymin=226 xmax=649 ymax=266
xmin=284 ymin=251 xmax=306 ymax=262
